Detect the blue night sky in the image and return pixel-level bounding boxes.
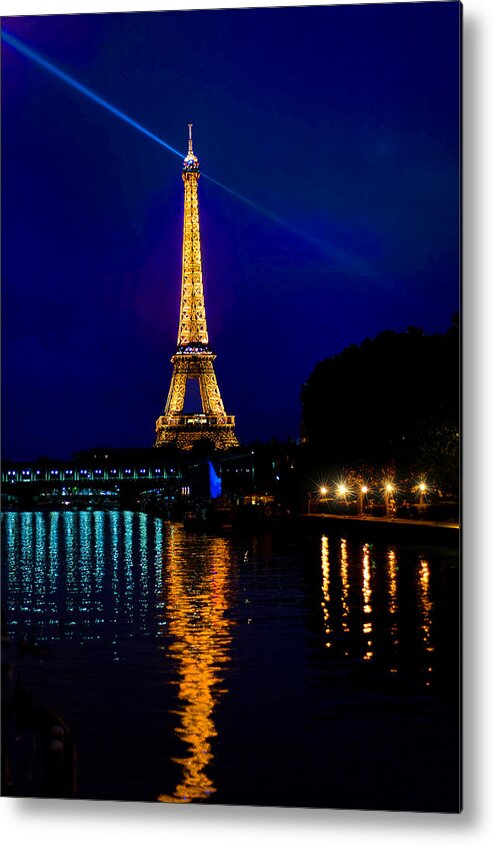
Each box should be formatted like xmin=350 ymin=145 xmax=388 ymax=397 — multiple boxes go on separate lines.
xmin=1 ymin=3 xmax=461 ymax=461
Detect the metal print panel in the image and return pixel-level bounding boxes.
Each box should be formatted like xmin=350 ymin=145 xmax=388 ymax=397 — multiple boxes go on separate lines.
xmin=1 ymin=1 xmax=461 ymax=811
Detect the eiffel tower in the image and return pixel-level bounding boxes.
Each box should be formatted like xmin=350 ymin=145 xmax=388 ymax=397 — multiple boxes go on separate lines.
xmin=155 ymin=126 xmax=239 ymax=450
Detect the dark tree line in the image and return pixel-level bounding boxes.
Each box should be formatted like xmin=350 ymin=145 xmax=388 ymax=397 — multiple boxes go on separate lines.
xmin=301 ymin=316 xmax=459 ymax=494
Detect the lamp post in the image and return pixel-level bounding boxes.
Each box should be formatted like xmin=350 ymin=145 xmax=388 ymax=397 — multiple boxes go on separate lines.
xmin=418 ymin=481 xmax=427 ymax=516
xmin=335 ymin=482 xmax=349 ymax=517
xmin=384 ymin=482 xmax=394 ymax=518
xmin=359 ymin=484 xmax=368 ymax=516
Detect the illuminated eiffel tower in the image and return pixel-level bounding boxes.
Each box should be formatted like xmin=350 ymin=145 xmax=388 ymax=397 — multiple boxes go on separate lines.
xmin=155 ymin=126 xmax=239 ymax=450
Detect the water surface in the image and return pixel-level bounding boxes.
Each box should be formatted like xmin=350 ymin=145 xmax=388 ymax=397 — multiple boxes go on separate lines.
xmin=1 ymin=510 xmax=460 ymax=810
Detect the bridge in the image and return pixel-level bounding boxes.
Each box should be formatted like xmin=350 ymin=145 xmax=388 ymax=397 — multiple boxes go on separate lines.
xmin=1 ymin=452 xmax=186 ymax=508
xmin=3 ymin=464 xmax=179 ymax=484
xmin=1 ymin=449 xmax=219 ymax=508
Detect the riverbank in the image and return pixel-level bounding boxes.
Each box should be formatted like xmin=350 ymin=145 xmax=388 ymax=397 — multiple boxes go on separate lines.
xmin=297 ymin=511 xmax=459 ymax=544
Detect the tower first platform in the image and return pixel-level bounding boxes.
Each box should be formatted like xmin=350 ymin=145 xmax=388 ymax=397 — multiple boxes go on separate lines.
xmin=155 ymin=126 xmax=238 ymax=450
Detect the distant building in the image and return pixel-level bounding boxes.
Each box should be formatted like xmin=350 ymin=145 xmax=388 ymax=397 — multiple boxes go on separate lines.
xmin=221 ymin=442 xmax=300 ymax=510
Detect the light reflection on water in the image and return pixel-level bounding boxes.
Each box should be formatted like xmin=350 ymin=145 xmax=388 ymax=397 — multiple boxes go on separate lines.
xmin=3 ymin=511 xmax=164 ymax=644
xmin=2 ymin=512 xmax=234 ymax=802
xmin=418 ymin=557 xmax=434 ymax=686
xmin=318 ymin=534 xmax=439 ymax=686
xmin=340 ymin=538 xmax=350 ymax=635
xmin=320 ymin=535 xmax=330 ymax=646
xmin=362 ymin=542 xmax=373 ymax=661
xmin=157 ymin=525 xmax=233 ymax=803
xmin=1 ymin=510 xmax=457 ymax=805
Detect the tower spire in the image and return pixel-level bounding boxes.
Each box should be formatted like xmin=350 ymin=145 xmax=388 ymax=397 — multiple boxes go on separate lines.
xmin=155 ymin=127 xmax=238 ymax=451
xmin=188 ymin=122 xmax=194 ymax=156
xmin=183 ymin=123 xmax=199 ymax=171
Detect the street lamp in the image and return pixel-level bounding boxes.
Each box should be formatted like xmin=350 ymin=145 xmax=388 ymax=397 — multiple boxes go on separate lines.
xmin=384 ymin=481 xmax=395 ymax=518
xmin=416 ymin=480 xmax=427 ymax=514
xmin=308 ymin=484 xmax=328 ymax=514
xmin=359 ymin=484 xmax=368 ymax=516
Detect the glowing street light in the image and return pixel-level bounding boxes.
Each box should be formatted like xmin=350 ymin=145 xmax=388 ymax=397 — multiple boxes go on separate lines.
xmin=336 ymin=483 xmax=348 ymax=497
xmin=383 ymin=480 xmax=395 ymax=518
xmin=415 ymin=479 xmax=428 ymax=515
xmin=308 ymin=484 xmax=328 ymax=514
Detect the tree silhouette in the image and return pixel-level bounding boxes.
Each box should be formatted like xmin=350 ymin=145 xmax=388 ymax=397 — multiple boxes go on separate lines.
xmin=301 ymin=316 xmax=459 ymax=495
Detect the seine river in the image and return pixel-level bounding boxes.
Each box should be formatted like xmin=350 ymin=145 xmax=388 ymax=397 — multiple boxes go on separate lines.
xmin=1 ymin=510 xmax=460 ymax=811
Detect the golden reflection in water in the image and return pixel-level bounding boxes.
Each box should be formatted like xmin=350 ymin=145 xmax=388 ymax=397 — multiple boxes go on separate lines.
xmin=387 ymin=549 xmax=398 ymax=616
xmin=362 ymin=543 xmax=373 ymax=661
xmin=320 ymin=535 xmax=331 ymax=646
xmin=418 ymin=558 xmax=434 ymax=686
xmin=157 ymin=526 xmax=233 ymax=804
xmin=340 ymin=538 xmax=350 ymax=633
xmin=387 ymin=549 xmax=399 ymax=668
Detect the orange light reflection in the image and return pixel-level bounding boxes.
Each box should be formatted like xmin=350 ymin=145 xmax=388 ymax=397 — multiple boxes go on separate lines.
xmin=362 ymin=543 xmax=373 ymax=660
xmin=157 ymin=527 xmax=232 ymax=803
xmin=418 ymin=558 xmax=434 ymax=683
xmin=321 ymin=535 xmax=331 ymax=643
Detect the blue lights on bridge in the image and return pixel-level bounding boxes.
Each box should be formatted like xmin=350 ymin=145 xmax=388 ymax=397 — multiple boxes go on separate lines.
xmin=2 ymin=464 xmax=180 ymax=493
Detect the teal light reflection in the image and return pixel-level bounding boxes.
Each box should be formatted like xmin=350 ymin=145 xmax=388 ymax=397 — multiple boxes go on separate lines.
xmin=123 ymin=511 xmax=134 ymax=624
xmin=138 ymin=513 xmax=149 ymax=628
xmin=6 ymin=513 xmax=20 ymax=612
xmin=110 ymin=510 xmax=121 ymax=622
xmin=94 ymin=511 xmax=105 ymax=595
xmin=64 ymin=510 xmax=76 ymax=633
xmin=45 ymin=511 xmax=58 ymax=628
xmin=20 ymin=513 xmax=34 ymax=622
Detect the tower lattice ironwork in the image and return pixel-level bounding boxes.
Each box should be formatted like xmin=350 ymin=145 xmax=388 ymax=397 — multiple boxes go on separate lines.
xmin=155 ymin=126 xmax=239 ymax=450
